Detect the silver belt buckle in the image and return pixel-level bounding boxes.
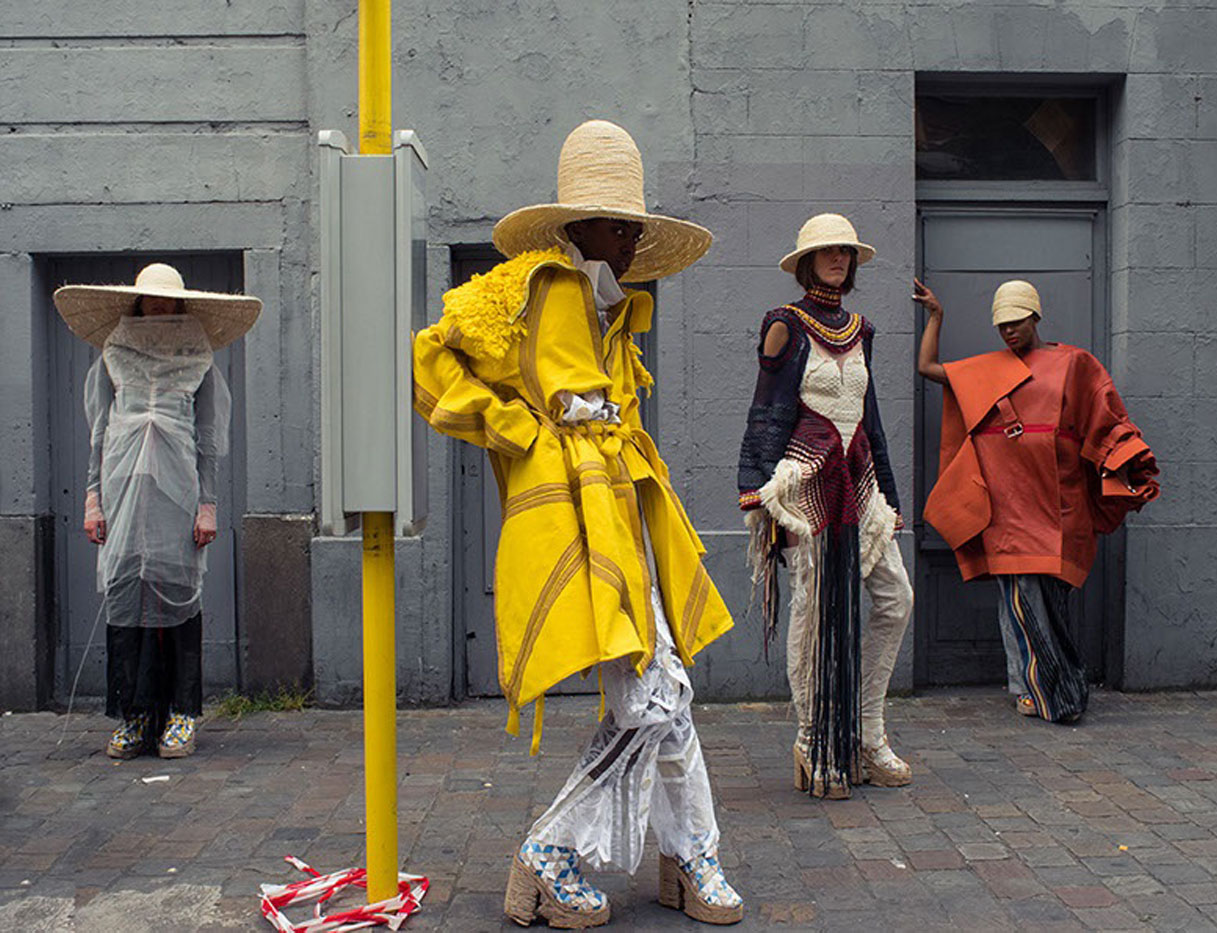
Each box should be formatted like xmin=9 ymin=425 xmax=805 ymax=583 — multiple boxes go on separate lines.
xmin=1004 ymin=423 xmax=1024 ymax=439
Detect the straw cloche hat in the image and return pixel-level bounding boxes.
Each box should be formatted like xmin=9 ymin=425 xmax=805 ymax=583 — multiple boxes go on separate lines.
xmin=991 ymin=280 xmax=1042 ymax=326
xmin=53 ymin=263 xmax=262 ymax=350
xmin=492 ymin=119 xmax=712 ymax=282
xmin=779 ymin=213 xmax=876 ymax=274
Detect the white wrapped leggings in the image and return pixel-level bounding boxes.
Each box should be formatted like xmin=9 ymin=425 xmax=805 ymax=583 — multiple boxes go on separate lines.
xmin=526 ymin=585 xmax=719 ymax=874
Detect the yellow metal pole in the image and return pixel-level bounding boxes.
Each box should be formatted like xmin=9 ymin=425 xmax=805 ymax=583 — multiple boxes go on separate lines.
xmin=359 ymin=0 xmax=396 ymax=905
xmin=361 ymin=510 xmax=397 ymax=901
xmin=359 ymin=0 xmax=392 ymax=156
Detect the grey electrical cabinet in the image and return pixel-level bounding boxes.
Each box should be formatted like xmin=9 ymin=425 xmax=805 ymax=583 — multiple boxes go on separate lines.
xmin=319 ymin=129 xmax=429 ymax=536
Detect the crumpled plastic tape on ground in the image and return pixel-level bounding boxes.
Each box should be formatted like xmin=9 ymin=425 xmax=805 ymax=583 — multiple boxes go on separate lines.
xmin=260 ymin=856 xmax=428 ymax=932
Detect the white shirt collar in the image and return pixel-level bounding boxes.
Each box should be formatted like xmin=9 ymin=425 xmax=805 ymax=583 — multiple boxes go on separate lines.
xmin=564 ymin=243 xmax=627 ymax=314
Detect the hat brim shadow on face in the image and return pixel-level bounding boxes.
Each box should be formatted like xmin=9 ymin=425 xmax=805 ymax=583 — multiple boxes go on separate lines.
xmin=992 ymin=309 xmax=1039 ymax=327
xmin=778 ymin=242 xmax=876 ymax=275
xmin=492 ymin=204 xmax=712 ymax=282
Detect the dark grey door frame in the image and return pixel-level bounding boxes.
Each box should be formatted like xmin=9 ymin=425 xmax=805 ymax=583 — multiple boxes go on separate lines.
xmin=912 ymin=202 xmax=1117 ymax=688
xmin=43 ymin=251 xmax=248 ymax=702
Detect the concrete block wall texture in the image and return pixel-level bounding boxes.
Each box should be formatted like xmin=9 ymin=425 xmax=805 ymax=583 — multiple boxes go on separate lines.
xmin=1109 ymin=31 xmax=1217 ymax=688
xmin=302 ymin=0 xmax=703 ymax=703
xmin=0 ymin=2 xmax=315 ymax=706
xmin=2 ymin=0 xmax=1215 ymax=704
xmin=681 ymin=0 xmax=1217 ymax=693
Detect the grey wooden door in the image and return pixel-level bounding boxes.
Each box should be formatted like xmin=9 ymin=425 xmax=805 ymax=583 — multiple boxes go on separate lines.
xmin=452 ymin=249 xmax=657 ymax=697
xmin=47 ymin=254 xmax=245 ymax=702
xmin=914 ymin=208 xmax=1109 ymax=686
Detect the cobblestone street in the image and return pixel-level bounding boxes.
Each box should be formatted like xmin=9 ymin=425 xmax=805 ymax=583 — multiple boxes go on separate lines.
xmin=3 ymin=689 xmax=1217 ymax=931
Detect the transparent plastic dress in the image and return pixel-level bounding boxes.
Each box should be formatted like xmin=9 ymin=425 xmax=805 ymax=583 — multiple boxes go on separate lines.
xmin=83 ymin=315 xmax=231 ymax=628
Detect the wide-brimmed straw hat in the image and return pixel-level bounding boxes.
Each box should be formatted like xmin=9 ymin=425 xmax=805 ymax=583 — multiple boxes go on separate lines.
xmin=492 ymin=119 xmax=712 ymax=282
xmin=53 ymin=263 xmax=262 ymax=349
xmin=779 ymin=213 xmax=876 ymax=274
xmin=991 ymin=280 xmax=1042 ymax=326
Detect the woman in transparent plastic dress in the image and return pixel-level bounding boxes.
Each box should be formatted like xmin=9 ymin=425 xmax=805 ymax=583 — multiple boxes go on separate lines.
xmin=56 ymin=263 xmax=259 ymax=759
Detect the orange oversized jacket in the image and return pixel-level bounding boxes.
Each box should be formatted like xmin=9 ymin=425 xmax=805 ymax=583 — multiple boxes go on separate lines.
xmin=924 ymin=344 xmax=1159 ymax=587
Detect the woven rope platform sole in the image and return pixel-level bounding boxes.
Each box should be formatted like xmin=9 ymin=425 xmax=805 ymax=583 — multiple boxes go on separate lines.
xmin=158 ymin=737 xmax=195 ymax=759
xmin=106 ymin=741 xmax=142 ymax=760
xmin=504 ymin=855 xmax=610 ymax=929
xmin=658 ymin=854 xmax=743 ymax=925
xmin=793 ymin=746 xmax=851 ymax=799
xmin=861 ymin=761 xmax=912 ymax=787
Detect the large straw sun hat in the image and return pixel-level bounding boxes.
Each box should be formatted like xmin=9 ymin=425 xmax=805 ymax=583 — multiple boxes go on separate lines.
xmin=991 ymin=280 xmax=1042 ymax=326
xmin=53 ymin=263 xmax=262 ymax=350
xmin=779 ymin=213 xmax=876 ymax=274
xmin=492 ymin=119 xmax=712 ymax=282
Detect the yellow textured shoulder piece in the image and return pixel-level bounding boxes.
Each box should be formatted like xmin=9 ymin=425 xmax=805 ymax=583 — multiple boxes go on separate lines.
xmin=439 ymin=247 xmax=572 ymax=359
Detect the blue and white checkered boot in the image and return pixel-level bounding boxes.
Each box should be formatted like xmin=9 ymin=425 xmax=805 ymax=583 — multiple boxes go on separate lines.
xmin=659 ymin=849 xmax=744 ymax=924
xmin=505 ymin=840 xmax=609 ymax=928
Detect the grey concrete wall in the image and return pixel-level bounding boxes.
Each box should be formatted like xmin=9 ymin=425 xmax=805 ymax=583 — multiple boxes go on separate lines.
xmin=0 ymin=517 xmax=54 ymax=711
xmin=0 ymin=4 xmax=313 ymax=518
xmin=242 ymin=514 xmax=315 ymax=695
xmin=310 ymin=535 xmax=454 ymax=706
xmin=3 ymin=0 xmax=1215 ymax=704
xmin=1107 ymin=15 xmax=1217 ymax=687
xmin=302 ymin=0 xmax=709 ymax=702
xmin=680 ymin=1 xmax=1217 ymax=693
xmin=0 ymin=3 xmax=315 ymax=704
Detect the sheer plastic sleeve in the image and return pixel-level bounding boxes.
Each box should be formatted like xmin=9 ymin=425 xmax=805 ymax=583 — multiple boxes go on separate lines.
xmin=194 ymin=364 xmax=232 ymax=505
xmin=83 ymin=356 xmax=114 ymax=496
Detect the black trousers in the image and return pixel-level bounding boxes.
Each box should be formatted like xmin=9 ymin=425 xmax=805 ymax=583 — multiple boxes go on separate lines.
xmin=106 ymin=613 xmax=203 ymax=726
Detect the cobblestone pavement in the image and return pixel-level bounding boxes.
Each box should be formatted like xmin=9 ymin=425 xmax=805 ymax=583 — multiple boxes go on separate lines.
xmin=3 ymin=688 xmax=1217 ymax=931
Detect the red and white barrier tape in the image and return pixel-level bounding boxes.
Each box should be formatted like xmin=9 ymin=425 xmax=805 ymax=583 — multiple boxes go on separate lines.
xmin=260 ymin=856 xmax=428 ymax=932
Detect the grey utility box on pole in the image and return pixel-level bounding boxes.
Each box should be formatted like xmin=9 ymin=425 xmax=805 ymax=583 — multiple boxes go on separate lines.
xmin=319 ymin=129 xmax=429 ymax=537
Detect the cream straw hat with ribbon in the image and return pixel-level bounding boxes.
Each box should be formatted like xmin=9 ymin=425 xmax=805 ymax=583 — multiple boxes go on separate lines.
xmin=779 ymin=213 xmax=876 ymax=274
xmin=991 ymin=279 xmax=1042 ymax=326
xmin=492 ymin=119 xmax=712 ymax=282
xmin=53 ymin=262 xmax=262 ymax=350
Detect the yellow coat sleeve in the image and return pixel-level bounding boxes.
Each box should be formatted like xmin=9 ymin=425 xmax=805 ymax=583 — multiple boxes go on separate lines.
xmin=522 ymin=268 xmax=612 ymax=417
xmin=413 ymin=320 xmax=540 ymax=458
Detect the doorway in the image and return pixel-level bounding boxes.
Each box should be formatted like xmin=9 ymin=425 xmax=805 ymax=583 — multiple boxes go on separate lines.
xmin=913 ymin=81 xmax=1114 ymax=687
xmin=913 ymin=207 xmax=1110 ymax=685
xmin=45 ymin=253 xmax=246 ymax=702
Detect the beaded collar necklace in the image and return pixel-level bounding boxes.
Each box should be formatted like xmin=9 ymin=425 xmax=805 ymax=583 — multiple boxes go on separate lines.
xmin=804 ymin=284 xmax=842 ymax=308
xmin=782 ymin=295 xmax=863 ymax=352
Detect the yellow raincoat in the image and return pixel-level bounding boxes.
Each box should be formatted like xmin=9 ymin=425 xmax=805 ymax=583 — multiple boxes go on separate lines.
xmin=413 ymin=248 xmax=733 ymax=746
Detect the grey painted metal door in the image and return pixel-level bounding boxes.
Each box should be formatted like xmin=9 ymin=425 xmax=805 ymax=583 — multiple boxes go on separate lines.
xmin=453 ymin=250 xmax=656 ymax=697
xmin=914 ymin=208 xmax=1108 ymax=686
xmin=47 ymin=254 xmax=245 ymax=702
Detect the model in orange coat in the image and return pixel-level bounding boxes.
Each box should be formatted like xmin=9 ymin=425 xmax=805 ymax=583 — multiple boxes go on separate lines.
xmin=915 ymin=279 xmax=1158 ymax=722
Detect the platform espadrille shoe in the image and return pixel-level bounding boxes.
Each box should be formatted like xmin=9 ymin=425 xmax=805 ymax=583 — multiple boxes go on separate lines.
xmin=157 ymin=712 xmax=197 ymax=759
xmin=658 ymin=850 xmax=743 ymax=925
xmin=793 ymin=744 xmax=851 ymax=799
xmin=861 ymin=735 xmax=912 ymax=787
xmin=107 ymin=713 xmax=151 ymax=759
xmin=504 ymin=841 xmax=609 ymax=929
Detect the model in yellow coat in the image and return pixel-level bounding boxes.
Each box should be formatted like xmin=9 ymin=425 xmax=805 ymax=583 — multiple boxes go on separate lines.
xmin=414 ymin=120 xmax=742 ymax=927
